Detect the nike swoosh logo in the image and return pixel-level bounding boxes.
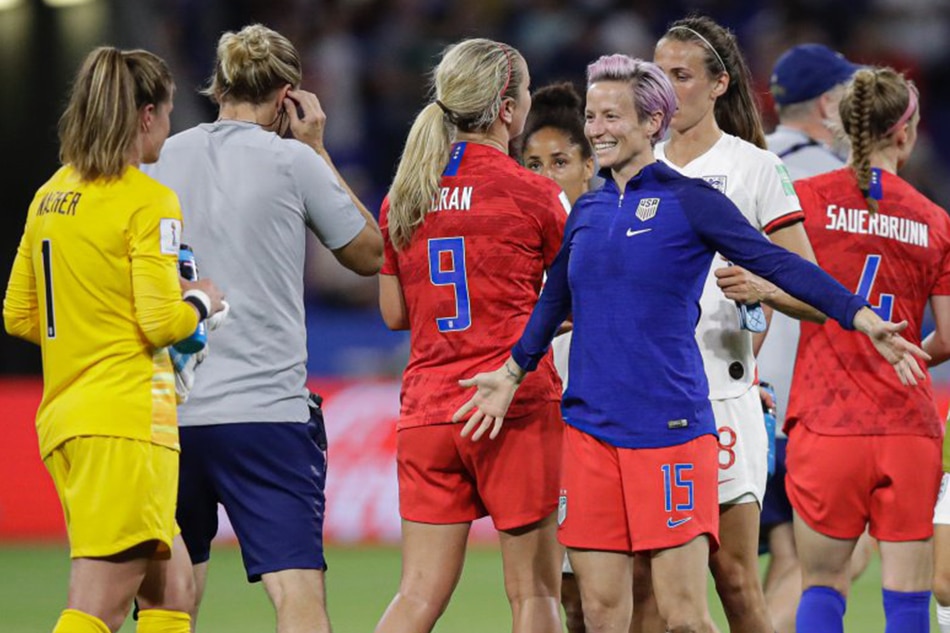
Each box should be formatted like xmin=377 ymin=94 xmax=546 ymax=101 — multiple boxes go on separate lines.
xmin=718 ymin=477 xmax=736 ymax=485
xmin=626 ymin=228 xmax=652 ymax=237
xmin=667 ymin=517 xmax=693 ymax=529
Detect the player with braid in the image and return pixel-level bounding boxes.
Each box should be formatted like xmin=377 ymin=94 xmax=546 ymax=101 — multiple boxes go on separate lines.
xmin=758 ymin=43 xmax=873 ymax=633
xmin=788 ymin=66 xmax=950 ymax=633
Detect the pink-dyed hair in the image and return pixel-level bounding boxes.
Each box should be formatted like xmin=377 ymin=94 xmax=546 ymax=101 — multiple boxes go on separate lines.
xmin=586 ymin=55 xmax=676 ymax=144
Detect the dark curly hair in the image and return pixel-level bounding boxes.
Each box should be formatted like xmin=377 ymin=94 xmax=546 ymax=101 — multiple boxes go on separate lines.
xmin=517 ymin=81 xmax=592 ymax=162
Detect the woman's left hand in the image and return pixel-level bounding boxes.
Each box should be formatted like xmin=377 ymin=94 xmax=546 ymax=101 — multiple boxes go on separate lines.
xmin=854 ymin=307 xmax=930 ymax=385
xmin=453 ymin=360 xmax=524 ymax=441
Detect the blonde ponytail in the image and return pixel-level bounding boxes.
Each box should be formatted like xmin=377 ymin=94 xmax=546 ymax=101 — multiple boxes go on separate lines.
xmin=387 ymin=38 xmax=525 ymax=250
xmin=388 ymin=103 xmax=455 ymax=249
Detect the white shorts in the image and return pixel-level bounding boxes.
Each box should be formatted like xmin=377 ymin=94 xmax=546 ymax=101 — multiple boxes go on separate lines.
xmin=562 ymin=551 xmax=573 ymax=574
xmin=712 ymin=385 xmax=767 ymax=506
xmin=934 ymin=473 xmax=950 ymax=525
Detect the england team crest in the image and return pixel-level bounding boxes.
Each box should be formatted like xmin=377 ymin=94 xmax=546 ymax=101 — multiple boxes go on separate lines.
xmin=636 ymin=197 xmax=660 ymax=221
xmin=703 ymin=175 xmax=727 ymax=193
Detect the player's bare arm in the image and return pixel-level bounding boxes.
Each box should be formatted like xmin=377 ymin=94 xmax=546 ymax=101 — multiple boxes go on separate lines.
xmin=922 ymin=295 xmax=950 ymax=367
xmin=716 ymin=265 xmax=827 ymax=324
xmin=379 ymin=274 xmax=409 ymax=331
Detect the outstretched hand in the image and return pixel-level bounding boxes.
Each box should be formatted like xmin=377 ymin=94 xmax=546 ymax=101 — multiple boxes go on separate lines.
xmin=452 ymin=361 xmax=523 ymax=441
xmin=855 ymin=308 xmax=930 ymax=385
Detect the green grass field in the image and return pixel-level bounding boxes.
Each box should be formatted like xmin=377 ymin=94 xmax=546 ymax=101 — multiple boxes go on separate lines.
xmin=0 ymin=543 xmax=935 ymax=631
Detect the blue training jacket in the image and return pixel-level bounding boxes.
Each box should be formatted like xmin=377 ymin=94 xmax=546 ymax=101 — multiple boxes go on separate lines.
xmin=512 ymin=161 xmax=868 ymax=449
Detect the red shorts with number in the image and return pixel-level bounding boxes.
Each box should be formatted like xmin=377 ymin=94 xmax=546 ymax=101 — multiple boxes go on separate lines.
xmin=397 ymin=401 xmax=562 ymax=531
xmin=557 ymin=425 xmax=719 ymax=553
xmin=786 ymin=424 xmax=941 ymax=541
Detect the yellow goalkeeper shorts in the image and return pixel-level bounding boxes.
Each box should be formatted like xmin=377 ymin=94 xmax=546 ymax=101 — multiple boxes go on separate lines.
xmin=44 ymin=436 xmax=179 ymax=558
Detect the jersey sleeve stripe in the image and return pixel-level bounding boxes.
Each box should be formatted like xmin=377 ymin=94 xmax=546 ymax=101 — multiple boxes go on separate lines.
xmin=763 ymin=211 xmax=805 ymax=235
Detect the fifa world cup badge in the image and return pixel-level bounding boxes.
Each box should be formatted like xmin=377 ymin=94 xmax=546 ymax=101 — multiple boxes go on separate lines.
xmin=558 ymin=491 xmax=568 ymax=526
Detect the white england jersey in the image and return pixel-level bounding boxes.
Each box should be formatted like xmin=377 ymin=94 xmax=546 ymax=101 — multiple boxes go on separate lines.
xmin=760 ymin=126 xmax=846 ymax=430
xmin=655 ymin=133 xmax=802 ymax=399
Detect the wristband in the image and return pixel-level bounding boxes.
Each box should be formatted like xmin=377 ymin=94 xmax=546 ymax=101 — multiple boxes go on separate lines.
xmin=504 ymin=360 xmax=525 ymax=384
xmin=183 ymin=289 xmax=211 ymax=321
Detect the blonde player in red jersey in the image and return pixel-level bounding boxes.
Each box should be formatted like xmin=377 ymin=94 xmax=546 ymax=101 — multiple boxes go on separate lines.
xmin=3 ymin=48 xmax=224 ymax=633
xmin=784 ymin=67 xmax=950 ymax=632
xmin=375 ymin=38 xmax=568 ymax=633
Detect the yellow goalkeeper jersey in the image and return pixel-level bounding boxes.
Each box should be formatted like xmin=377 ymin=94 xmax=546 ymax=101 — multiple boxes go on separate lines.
xmin=3 ymin=164 xmax=199 ymax=457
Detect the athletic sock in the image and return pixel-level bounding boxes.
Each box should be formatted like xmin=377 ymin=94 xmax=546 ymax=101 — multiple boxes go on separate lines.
xmin=937 ymin=601 xmax=950 ymax=633
xmin=882 ymin=589 xmax=930 ymax=633
xmin=796 ymin=586 xmax=846 ymax=633
xmin=52 ymin=609 xmax=111 ymax=633
xmin=135 ymin=609 xmax=191 ymax=633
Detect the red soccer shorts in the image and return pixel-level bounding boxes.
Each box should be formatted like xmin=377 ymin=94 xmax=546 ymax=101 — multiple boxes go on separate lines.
xmin=786 ymin=424 xmax=942 ymax=541
xmin=557 ymin=425 xmax=719 ymax=553
xmin=397 ymin=402 xmax=562 ymax=531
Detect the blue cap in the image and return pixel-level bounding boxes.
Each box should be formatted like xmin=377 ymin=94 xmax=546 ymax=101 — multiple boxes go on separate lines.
xmin=770 ymin=44 xmax=860 ymax=105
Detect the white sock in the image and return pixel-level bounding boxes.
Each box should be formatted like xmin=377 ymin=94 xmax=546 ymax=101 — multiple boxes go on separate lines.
xmin=937 ymin=601 xmax=950 ymax=633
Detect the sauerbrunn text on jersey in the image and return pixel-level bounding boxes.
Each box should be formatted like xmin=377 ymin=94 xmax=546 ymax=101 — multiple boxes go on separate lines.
xmin=824 ymin=204 xmax=928 ymax=248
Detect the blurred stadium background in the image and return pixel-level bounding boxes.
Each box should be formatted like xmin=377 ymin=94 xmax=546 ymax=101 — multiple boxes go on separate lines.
xmin=2 ymin=0 xmax=949 ymax=630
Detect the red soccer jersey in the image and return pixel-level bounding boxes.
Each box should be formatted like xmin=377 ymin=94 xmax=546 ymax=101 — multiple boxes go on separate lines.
xmin=381 ymin=142 xmax=568 ymax=429
xmin=787 ymin=168 xmax=950 ymax=437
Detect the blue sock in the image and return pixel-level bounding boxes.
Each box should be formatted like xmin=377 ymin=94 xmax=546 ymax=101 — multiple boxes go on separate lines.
xmin=797 ymin=586 xmax=846 ymax=633
xmin=883 ymin=588 xmax=931 ymax=633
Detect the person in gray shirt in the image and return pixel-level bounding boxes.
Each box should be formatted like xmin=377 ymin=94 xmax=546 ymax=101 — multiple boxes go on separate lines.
xmin=144 ymin=23 xmax=382 ymax=633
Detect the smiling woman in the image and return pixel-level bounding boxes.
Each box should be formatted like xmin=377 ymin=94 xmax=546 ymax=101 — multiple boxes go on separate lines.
xmin=453 ymin=53 xmax=928 ymax=633
xmin=584 ymin=60 xmax=672 ymax=191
